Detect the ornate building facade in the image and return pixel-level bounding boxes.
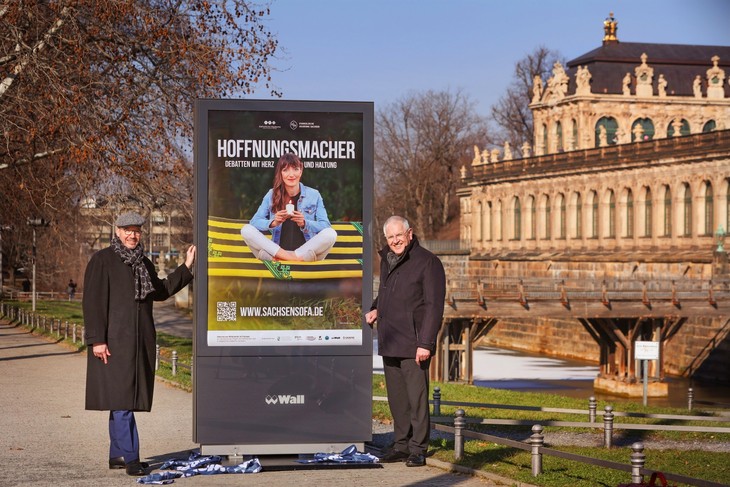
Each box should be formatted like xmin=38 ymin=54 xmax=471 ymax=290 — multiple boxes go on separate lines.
xmin=454 ymin=17 xmax=730 ymax=388
xmin=462 ymin=18 xmax=730 ymax=269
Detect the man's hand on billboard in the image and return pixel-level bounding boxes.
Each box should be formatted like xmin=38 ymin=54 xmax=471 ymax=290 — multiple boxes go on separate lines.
xmin=185 ymin=245 xmax=197 ymax=270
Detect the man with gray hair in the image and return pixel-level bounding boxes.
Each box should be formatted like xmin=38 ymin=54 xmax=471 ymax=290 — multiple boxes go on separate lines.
xmin=83 ymin=211 xmax=196 ymax=476
xmin=366 ymin=215 xmax=446 ymax=467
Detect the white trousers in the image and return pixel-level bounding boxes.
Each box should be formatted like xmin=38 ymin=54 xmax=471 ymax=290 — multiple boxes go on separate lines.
xmin=241 ymin=224 xmax=337 ymax=262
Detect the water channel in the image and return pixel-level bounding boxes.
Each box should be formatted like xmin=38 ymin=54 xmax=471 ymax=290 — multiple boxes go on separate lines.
xmin=373 ymin=340 xmax=730 ymax=409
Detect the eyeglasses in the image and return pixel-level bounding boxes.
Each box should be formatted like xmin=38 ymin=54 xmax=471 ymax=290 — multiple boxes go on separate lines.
xmin=385 ymin=230 xmax=410 ymax=242
xmin=122 ymin=229 xmax=142 ymax=236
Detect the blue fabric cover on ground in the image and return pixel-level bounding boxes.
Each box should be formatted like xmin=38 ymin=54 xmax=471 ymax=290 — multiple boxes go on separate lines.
xmin=137 ymin=451 xmax=262 ymax=483
xmin=297 ymin=444 xmax=380 ymax=464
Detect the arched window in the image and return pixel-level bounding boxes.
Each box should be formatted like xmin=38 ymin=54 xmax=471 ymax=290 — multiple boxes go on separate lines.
xmin=668 ymin=119 xmax=691 ymax=137
xmin=682 ymin=183 xmax=692 ymax=236
xmin=726 ymin=179 xmax=730 ymax=233
xmin=496 ymin=200 xmax=503 ymax=241
xmin=643 ymin=187 xmax=652 ymax=237
xmin=513 ymin=197 xmax=522 ymax=240
xmin=703 ymin=120 xmax=716 ymax=133
xmin=540 ymin=195 xmax=551 ymax=239
xmin=556 ymin=121 xmax=563 ymax=152
xmin=704 ymin=182 xmax=713 ymax=236
xmin=631 ymin=118 xmax=655 ymax=142
xmin=485 ymin=202 xmax=492 ymax=241
xmin=574 ymin=192 xmax=582 ymax=238
xmin=595 ymin=117 xmax=618 ymax=147
xmin=477 ymin=201 xmax=484 ymax=242
xmin=557 ymin=193 xmax=566 ymax=238
xmin=528 ymin=196 xmax=536 ymax=240
xmin=626 ymin=189 xmax=634 ymax=238
xmin=663 ymin=186 xmax=672 ymax=237
xmin=608 ymin=190 xmax=616 ymax=238
xmin=542 ymin=123 xmax=548 ymax=154
xmin=572 ymin=119 xmax=578 ymax=150
xmin=590 ymin=191 xmax=599 ymax=238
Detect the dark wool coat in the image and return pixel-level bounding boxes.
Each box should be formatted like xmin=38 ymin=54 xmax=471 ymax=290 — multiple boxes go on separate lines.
xmin=83 ymin=246 xmax=193 ymax=411
xmin=371 ymin=236 xmax=446 ymax=358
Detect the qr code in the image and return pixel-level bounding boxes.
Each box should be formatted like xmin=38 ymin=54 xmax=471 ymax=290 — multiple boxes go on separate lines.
xmin=216 ymin=301 xmax=237 ymax=322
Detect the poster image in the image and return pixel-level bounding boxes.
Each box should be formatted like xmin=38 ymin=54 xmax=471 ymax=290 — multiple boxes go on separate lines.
xmin=206 ymin=107 xmax=367 ymax=347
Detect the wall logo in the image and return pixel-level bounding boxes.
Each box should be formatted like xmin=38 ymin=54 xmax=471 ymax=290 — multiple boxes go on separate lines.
xmin=265 ymin=394 xmax=305 ymax=405
xmin=289 ymin=120 xmax=298 ymax=130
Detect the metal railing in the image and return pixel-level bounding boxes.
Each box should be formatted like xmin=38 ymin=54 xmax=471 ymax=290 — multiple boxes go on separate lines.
xmin=154 ymin=344 xmax=191 ymax=377
xmin=1 ymin=302 xmax=86 ymax=345
xmin=438 ymin=413 xmax=727 ymax=487
xmin=374 ymin=388 xmax=729 ymax=485
xmin=2 ymin=291 xmax=83 ymax=301
xmin=1 ymin=302 xmax=190 ymax=378
xmin=423 ymin=387 xmax=729 ymax=487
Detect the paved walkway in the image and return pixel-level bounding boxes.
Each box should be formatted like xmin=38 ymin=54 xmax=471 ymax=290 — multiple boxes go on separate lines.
xmin=153 ymin=297 xmax=193 ymax=338
xmin=0 ymin=312 xmax=520 ymax=487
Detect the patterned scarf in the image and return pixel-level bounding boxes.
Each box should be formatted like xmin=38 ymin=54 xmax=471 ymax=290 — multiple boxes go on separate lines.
xmin=111 ymin=235 xmax=154 ymax=301
xmin=386 ymin=250 xmax=406 ymax=272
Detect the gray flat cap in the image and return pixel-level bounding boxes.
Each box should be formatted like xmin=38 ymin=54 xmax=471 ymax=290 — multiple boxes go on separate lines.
xmin=115 ymin=211 xmax=146 ymax=227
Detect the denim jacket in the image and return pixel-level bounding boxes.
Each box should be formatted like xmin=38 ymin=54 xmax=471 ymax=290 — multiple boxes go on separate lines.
xmin=249 ymin=183 xmax=332 ymax=244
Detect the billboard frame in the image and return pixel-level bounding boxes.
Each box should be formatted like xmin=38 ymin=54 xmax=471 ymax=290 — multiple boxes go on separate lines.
xmin=193 ymin=99 xmax=374 ymax=454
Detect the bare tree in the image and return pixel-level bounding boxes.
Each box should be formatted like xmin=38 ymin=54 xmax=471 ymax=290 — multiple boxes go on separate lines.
xmin=490 ymin=46 xmax=563 ymax=150
xmin=0 ymin=1 xmax=279 ymax=290
xmin=375 ymin=89 xmax=488 ymax=242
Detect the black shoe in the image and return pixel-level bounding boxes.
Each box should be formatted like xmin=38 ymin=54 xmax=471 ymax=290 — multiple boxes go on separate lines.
xmin=379 ymin=449 xmax=409 ymax=463
xmin=109 ymin=457 xmax=149 ymax=470
xmin=125 ymin=461 xmax=147 ymax=476
xmin=406 ymin=453 xmax=426 ymax=467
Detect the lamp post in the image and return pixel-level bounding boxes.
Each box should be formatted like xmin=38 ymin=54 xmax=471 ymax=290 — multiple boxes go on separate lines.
xmin=0 ymin=224 xmax=11 ymax=298
xmin=27 ymin=218 xmax=50 ymax=311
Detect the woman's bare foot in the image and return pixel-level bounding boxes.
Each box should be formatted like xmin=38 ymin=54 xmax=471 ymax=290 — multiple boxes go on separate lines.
xmin=274 ymin=249 xmax=301 ymax=261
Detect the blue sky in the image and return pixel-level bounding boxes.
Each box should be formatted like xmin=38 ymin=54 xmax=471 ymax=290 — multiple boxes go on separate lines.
xmin=249 ymin=0 xmax=730 ymax=118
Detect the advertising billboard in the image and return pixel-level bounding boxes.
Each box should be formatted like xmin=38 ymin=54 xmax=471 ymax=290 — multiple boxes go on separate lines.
xmin=193 ymin=100 xmax=373 ymax=452
xmin=199 ymin=100 xmax=373 ymax=351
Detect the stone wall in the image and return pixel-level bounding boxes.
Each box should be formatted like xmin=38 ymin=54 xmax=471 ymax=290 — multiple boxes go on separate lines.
xmin=477 ymin=316 xmax=599 ymax=362
xmin=663 ymin=316 xmax=730 ymax=383
xmin=476 ymin=315 xmax=729 ymax=385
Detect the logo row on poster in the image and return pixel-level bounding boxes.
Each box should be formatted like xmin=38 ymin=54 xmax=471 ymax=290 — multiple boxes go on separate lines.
xmin=208 ymin=330 xmax=363 ymax=347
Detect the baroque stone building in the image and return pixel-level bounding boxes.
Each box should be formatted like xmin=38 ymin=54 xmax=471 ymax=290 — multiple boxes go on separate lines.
xmin=455 ymin=16 xmax=730 ymax=389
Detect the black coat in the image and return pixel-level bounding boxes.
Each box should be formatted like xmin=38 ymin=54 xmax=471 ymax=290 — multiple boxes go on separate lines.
xmin=371 ymin=236 xmax=446 ymax=358
xmin=83 ymin=246 xmax=193 ymax=411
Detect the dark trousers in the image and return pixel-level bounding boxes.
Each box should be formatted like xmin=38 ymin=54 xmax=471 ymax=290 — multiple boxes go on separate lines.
xmin=109 ymin=410 xmax=139 ymax=462
xmin=383 ymin=356 xmax=431 ymax=455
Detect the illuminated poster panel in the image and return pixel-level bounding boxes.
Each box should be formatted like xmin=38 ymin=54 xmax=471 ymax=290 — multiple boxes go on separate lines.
xmin=203 ymin=101 xmax=371 ymax=348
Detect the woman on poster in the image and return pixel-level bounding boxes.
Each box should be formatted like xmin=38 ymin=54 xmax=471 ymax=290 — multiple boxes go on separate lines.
xmin=241 ymin=152 xmax=337 ymax=262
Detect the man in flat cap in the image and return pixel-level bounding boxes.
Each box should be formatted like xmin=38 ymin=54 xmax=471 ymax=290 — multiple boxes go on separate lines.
xmin=83 ymin=211 xmax=196 ymax=476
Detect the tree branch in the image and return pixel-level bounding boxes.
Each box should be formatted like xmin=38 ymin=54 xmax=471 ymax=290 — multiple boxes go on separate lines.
xmin=0 ymin=6 xmax=72 ymax=99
